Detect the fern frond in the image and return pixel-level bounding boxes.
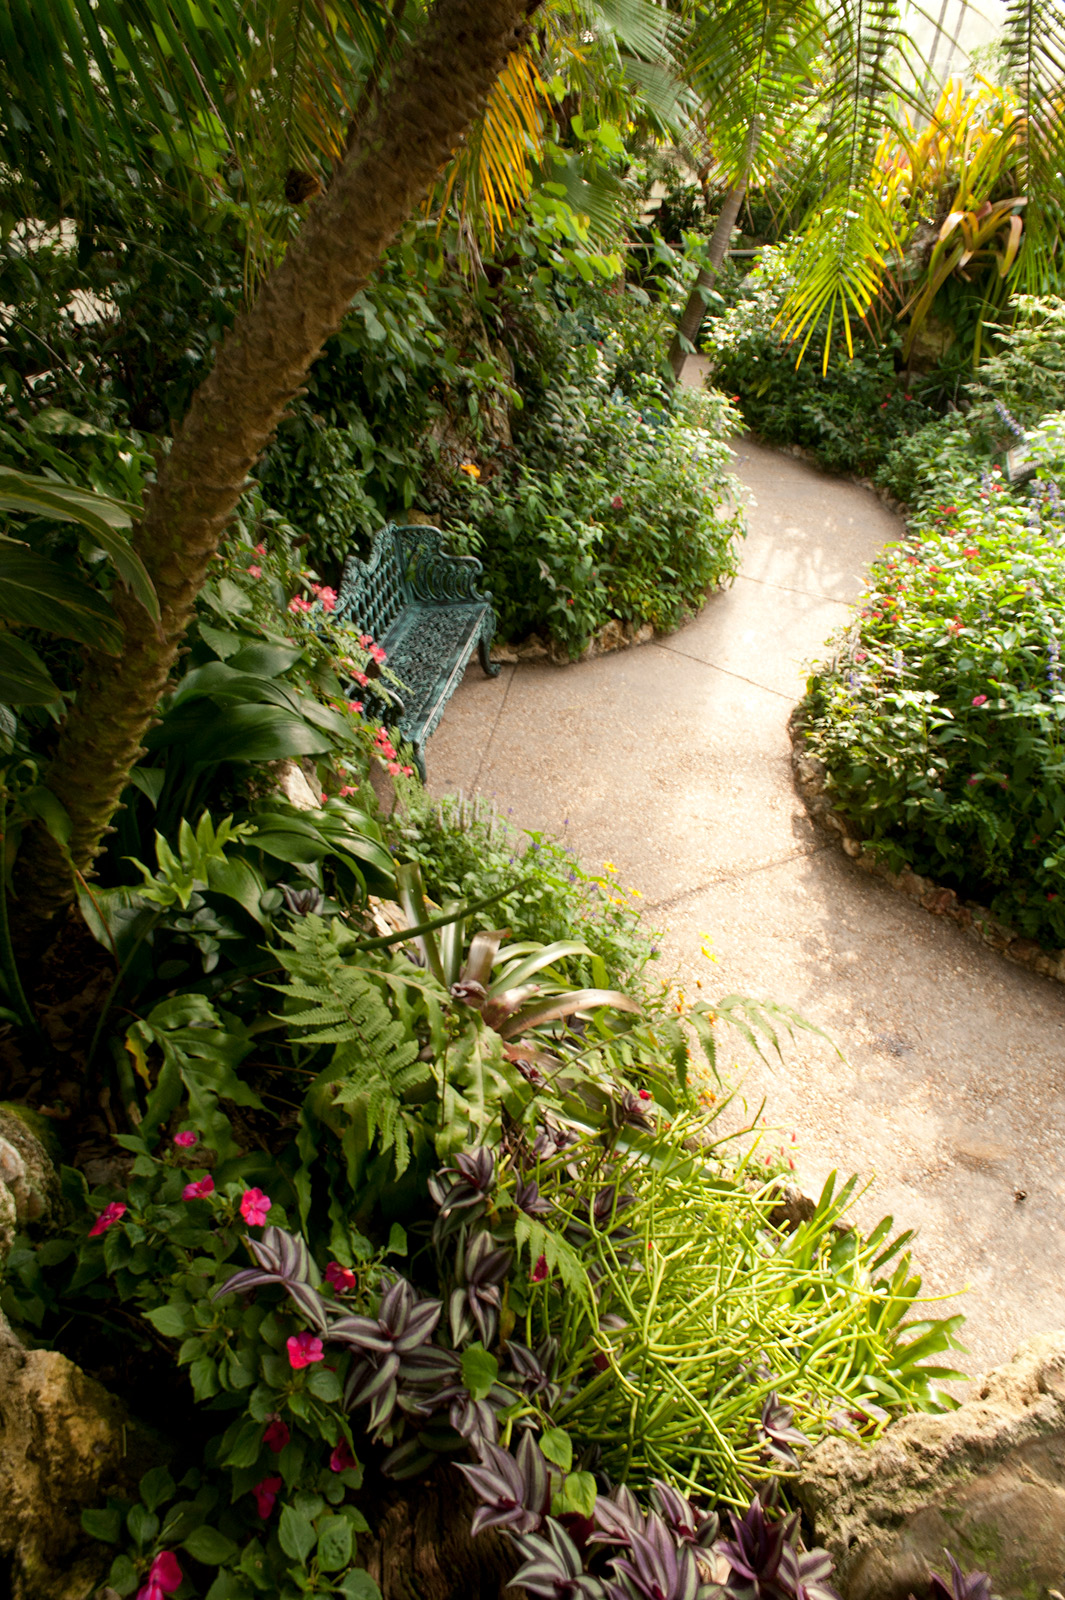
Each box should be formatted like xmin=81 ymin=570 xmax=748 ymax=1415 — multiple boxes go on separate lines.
xmin=274 ymin=917 xmax=428 ymax=1178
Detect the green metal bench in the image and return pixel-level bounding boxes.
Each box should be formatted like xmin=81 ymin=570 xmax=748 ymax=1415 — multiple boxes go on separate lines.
xmin=335 ymin=522 xmax=500 ymax=781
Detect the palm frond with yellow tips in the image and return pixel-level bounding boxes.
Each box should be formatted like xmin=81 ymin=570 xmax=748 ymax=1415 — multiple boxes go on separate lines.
xmin=438 ymin=51 xmax=549 ymax=246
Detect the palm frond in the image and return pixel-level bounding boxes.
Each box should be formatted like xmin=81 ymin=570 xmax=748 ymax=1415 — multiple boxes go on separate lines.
xmin=1002 ymin=0 xmax=1065 ymax=294
xmin=439 ymin=52 xmax=548 ymax=246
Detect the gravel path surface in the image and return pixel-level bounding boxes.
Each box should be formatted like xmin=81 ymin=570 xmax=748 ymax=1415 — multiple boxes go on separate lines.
xmin=425 ymin=422 xmax=1065 ymax=1385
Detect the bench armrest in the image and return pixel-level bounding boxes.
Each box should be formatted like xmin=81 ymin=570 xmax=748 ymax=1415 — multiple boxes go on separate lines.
xmin=396 ymin=525 xmax=492 ymax=606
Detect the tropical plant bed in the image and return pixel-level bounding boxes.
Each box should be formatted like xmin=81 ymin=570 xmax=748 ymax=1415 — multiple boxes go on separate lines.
xmin=789 ymin=708 xmax=1065 ymax=986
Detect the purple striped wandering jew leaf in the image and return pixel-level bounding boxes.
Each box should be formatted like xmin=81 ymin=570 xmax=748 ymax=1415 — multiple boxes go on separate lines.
xmin=285 ymin=1282 xmax=329 ymax=1332
xmin=393 ymin=1299 xmax=442 ymax=1351
xmin=347 ymin=1350 xmax=401 ymax=1410
xmin=366 ymin=1379 xmax=399 ymax=1435
xmin=516 ymin=1431 xmax=551 ymax=1519
xmin=591 ymin=1483 xmax=644 ymax=1547
xmin=212 ymin=1266 xmax=276 ymax=1300
xmin=378 ymin=1277 xmax=413 ymax=1331
xmin=381 ymin=1438 xmax=437 ymax=1480
xmin=328 ymin=1315 xmax=395 ymax=1352
xmin=510 ymin=1520 xmax=607 ymax=1599
xmin=449 ymin=1394 xmax=500 ymax=1447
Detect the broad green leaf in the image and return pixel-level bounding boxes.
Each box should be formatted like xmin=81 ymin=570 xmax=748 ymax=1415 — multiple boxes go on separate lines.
xmin=228 ymin=642 xmax=306 ymax=676
xmin=337 ymin=1573 xmax=382 ymax=1600
xmin=81 ymin=1506 xmax=123 ymax=1543
xmin=539 ymin=1427 xmax=573 ymax=1473
xmin=460 ymin=1342 xmax=498 ymax=1402
xmin=148 ymin=702 xmax=334 ymax=765
xmin=0 ymin=546 xmax=122 ymax=652
xmin=0 ymin=633 xmax=61 ymax=704
xmin=138 ymin=1466 xmax=176 ymax=1513
xmin=316 ymin=1513 xmax=353 ymax=1572
xmin=182 ymin=1525 xmax=239 ymax=1565
xmin=553 ymin=1471 xmax=597 ymax=1519
xmin=0 ymin=467 xmax=147 ymax=604
xmin=278 ymin=1506 xmax=316 ymax=1565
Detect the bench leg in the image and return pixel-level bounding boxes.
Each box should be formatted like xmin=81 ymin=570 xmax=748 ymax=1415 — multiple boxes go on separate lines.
xmin=479 ymin=628 xmax=502 ymax=678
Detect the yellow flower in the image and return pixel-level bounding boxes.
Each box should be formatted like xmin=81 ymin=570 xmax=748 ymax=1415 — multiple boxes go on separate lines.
xmin=628 ymin=886 xmax=642 ymax=898
xmin=603 ymin=860 xmax=617 ymax=873
xmin=459 ymin=462 xmax=481 ymax=480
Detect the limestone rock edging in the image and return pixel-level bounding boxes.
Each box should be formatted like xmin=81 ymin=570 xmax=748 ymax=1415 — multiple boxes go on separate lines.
xmin=795 ymin=1332 xmax=1065 ymax=1600
xmin=789 ymin=709 xmax=1065 ymax=987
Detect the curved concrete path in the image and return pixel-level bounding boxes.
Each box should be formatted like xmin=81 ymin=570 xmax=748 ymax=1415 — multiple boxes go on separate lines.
xmin=426 ymin=434 xmax=1065 ymax=1384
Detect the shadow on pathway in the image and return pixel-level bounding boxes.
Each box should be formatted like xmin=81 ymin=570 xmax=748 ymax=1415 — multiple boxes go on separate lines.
xmin=426 ymin=430 xmax=1065 ymax=1384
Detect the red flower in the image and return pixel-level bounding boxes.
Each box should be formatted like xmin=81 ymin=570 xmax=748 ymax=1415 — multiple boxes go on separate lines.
xmin=88 ymin=1201 xmax=126 ymax=1238
xmin=347 ymin=700 xmax=364 ymax=715
xmin=319 ymin=586 xmax=338 ymax=613
xmin=611 ymin=495 xmax=624 ymax=510
xmin=329 ymin=1438 xmax=358 ymax=1472
xmin=369 ymin=643 xmax=387 ymax=665
xmin=136 ymin=1549 xmax=183 ymax=1600
xmin=240 ymin=1187 xmax=272 ymax=1226
xmin=352 ymin=671 xmax=369 ymax=687
xmin=255 ymin=542 xmax=267 ymax=555
xmin=173 ymin=1131 xmax=197 ymax=1149
xmin=325 ymin=1261 xmax=358 ymax=1294
xmin=263 ymin=1417 xmax=290 ymax=1453
xmin=288 ymin=595 xmax=313 ymax=614
xmin=182 ymin=1174 xmax=214 ymax=1201
xmin=287 ymin=1331 xmax=324 ymax=1369
xmin=638 ymin=1089 xmax=652 ymax=1101
xmin=530 ymin=1254 xmax=549 ymax=1284
xmin=252 ymin=1475 xmax=282 ymax=1519
xmin=964 ymin=546 xmax=979 ymax=557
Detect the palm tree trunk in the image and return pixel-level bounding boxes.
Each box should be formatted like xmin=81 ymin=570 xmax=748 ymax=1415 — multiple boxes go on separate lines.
xmin=668 ymin=119 xmax=762 ymax=379
xmin=16 ymin=0 xmax=541 ymax=926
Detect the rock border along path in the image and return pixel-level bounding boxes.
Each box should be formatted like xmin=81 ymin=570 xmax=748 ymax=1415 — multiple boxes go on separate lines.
xmin=426 ymin=405 xmax=1065 ymax=1385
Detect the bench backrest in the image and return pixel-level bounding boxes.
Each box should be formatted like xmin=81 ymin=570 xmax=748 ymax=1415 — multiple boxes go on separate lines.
xmin=335 ymin=524 xmax=407 ymax=639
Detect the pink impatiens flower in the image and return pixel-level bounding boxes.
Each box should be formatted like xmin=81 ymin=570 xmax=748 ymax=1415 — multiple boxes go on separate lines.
xmin=136 ymin=1550 xmax=182 ymax=1600
xmin=240 ymin=1187 xmax=272 ymax=1226
xmin=329 ymin=1438 xmax=358 ymax=1472
xmin=369 ymin=643 xmax=387 ymax=665
xmin=288 ymin=595 xmax=313 ymax=614
xmin=252 ymin=1475 xmax=282 ymax=1518
xmin=246 ymin=565 xmax=262 ymax=578
xmin=338 ymin=785 xmax=358 ymax=798
xmin=325 ymin=1261 xmax=357 ymax=1294
xmin=287 ymin=1331 xmax=324 ymax=1369
xmin=318 ymin=586 xmax=338 ymax=613
xmin=263 ymin=1416 xmax=290 ymax=1453
xmin=88 ymin=1201 xmax=127 ymax=1238
xmin=173 ymin=1131 xmax=197 ymax=1149
xmin=352 ymin=670 xmax=369 ymax=687
xmin=972 ymin=694 xmax=988 ymax=707
xmin=182 ymin=1174 xmax=214 ymax=1201
xmin=255 ymin=542 xmax=267 ymax=555
xmin=347 ymin=700 xmax=364 ymax=715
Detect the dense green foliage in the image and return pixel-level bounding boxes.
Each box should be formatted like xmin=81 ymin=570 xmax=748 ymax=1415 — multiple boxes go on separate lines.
xmin=802 ymin=434 xmax=1065 ymax=948
xmin=702 ymin=248 xmax=938 ymax=481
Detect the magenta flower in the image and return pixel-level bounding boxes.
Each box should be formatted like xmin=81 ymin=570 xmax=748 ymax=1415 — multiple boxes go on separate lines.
xmin=329 ymin=1438 xmax=358 ymax=1472
xmin=287 ymin=1331 xmax=324 ymax=1369
xmin=173 ymin=1131 xmax=197 ymax=1149
xmin=325 ymin=1261 xmax=358 ymax=1294
xmin=252 ymin=1475 xmax=282 ymax=1519
xmin=263 ymin=1417 xmax=290 ymax=1453
xmin=338 ymin=784 xmax=358 ymax=798
xmin=967 ymin=775 xmax=979 ymax=786
xmin=182 ymin=1174 xmax=214 ymax=1201
xmin=135 ymin=1549 xmax=182 ymax=1600
xmin=88 ymin=1201 xmax=127 ymax=1238
xmin=239 ymin=1187 xmax=272 ymax=1226
xmin=530 ymin=1254 xmax=549 ymax=1284
xmin=611 ymin=495 xmax=624 ymax=510
xmin=972 ymin=694 xmax=988 ymax=707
